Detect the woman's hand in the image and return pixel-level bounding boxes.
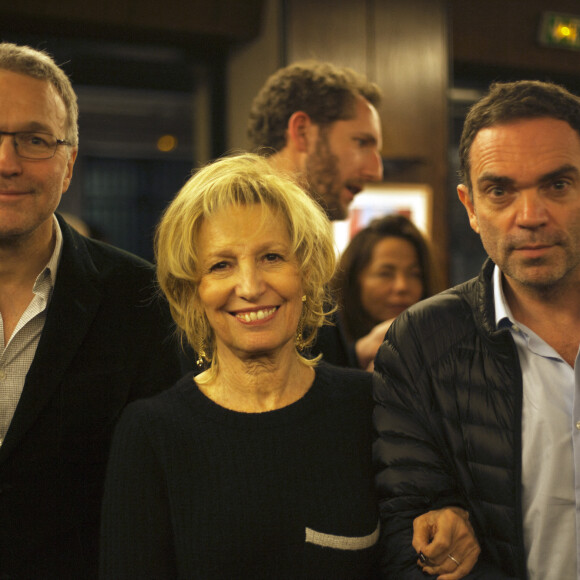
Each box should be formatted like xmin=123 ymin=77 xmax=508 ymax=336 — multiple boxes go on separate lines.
xmin=412 ymin=506 xmax=481 ymax=579
xmin=355 ymin=318 xmax=395 ymax=371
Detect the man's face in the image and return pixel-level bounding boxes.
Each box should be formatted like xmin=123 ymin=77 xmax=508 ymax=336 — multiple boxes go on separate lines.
xmin=458 ymin=117 xmax=580 ymax=293
xmin=303 ymin=96 xmax=383 ymax=221
xmin=0 ymin=69 xmax=76 ymax=244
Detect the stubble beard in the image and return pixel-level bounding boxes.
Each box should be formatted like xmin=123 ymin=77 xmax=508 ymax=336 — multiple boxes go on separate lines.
xmin=303 ymin=131 xmax=344 ymax=221
xmin=499 ymin=237 xmax=580 ymax=296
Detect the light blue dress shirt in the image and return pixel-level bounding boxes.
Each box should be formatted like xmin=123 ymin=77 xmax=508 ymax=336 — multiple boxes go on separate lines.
xmin=493 ymin=266 xmax=580 ymax=580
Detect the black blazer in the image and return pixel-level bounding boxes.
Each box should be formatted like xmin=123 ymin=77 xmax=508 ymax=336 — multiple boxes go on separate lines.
xmin=0 ymin=215 xmax=185 ymax=579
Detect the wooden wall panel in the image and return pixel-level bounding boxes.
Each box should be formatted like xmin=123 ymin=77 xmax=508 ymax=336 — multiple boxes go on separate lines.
xmin=374 ymin=1 xmax=448 ymax=159
xmin=374 ymin=0 xmax=449 ymax=273
xmin=285 ymin=0 xmax=371 ymax=77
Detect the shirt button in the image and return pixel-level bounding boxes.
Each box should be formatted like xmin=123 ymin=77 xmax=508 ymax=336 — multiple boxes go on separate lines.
xmin=0 ymin=369 xmax=5 ymax=380
xmin=576 ymin=421 xmax=580 ymax=430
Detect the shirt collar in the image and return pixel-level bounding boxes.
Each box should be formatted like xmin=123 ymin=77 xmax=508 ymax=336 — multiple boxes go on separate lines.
xmin=32 ymin=215 xmax=63 ymax=295
xmin=492 ymin=264 xmax=515 ymax=330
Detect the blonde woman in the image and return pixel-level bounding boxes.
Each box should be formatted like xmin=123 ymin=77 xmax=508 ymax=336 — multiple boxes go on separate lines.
xmin=100 ymin=154 xmax=380 ymax=578
xmin=100 ymin=154 xmax=477 ymax=580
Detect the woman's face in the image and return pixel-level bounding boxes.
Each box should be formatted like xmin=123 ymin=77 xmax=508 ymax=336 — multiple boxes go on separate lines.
xmin=358 ymin=236 xmax=424 ymax=323
xmin=197 ymin=204 xmax=304 ymax=361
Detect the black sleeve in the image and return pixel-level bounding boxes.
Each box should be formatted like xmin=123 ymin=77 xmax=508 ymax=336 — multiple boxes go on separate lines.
xmin=100 ymin=403 xmax=177 ymax=579
xmin=372 ymin=317 xmax=515 ymax=579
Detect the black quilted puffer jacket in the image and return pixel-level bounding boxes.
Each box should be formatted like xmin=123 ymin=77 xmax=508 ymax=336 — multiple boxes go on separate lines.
xmin=373 ymin=258 xmax=525 ymax=579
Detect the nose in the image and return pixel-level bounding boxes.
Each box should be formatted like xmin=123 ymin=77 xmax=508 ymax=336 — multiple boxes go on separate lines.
xmin=235 ymin=262 xmax=265 ymax=301
xmin=0 ymin=135 xmax=23 ymax=176
xmin=392 ymin=272 xmax=413 ymax=293
xmin=362 ymin=148 xmax=383 ymax=182
xmin=516 ymin=189 xmax=548 ymax=229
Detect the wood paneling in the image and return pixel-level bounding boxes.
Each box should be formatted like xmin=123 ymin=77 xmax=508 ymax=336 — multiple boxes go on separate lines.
xmin=285 ymin=0 xmax=370 ymax=76
xmin=374 ymin=0 xmax=449 ymax=274
xmin=374 ymin=1 xmax=448 ymax=159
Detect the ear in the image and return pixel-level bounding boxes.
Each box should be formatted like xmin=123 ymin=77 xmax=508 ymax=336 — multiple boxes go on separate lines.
xmin=287 ymin=111 xmax=313 ymax=153
xmin=457 ymin=184 xmax=480 ymax=234
xmin=61 ymin=148 xmax=78 ymax=195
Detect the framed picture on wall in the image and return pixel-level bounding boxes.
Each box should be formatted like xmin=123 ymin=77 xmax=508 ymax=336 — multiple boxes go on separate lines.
xmin=333 ymin=182 xmax=433 ymax=255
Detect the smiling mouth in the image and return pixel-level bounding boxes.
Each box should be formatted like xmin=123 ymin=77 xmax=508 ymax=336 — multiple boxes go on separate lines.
xmin=234 ymin=307 xmax=278 ymax=323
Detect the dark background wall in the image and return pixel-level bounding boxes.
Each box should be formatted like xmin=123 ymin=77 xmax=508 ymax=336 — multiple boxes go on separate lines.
xmin=2 ymin=0 xmax=579 ymax=282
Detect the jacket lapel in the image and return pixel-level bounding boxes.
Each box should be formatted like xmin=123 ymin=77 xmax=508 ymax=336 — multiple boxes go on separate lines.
xmin=0 ymin=216 xmax=103 ymax=461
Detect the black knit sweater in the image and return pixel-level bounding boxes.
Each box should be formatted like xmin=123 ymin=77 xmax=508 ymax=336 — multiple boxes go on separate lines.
xmin=100 ymin=362 xmax=378 ymax=579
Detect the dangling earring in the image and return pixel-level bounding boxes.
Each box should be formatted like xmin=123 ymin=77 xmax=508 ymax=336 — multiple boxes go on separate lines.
xmin=295 ymin=319 xmax=305 ymax=352
xmin=196 ymin=340 xmax=207 ymax=368
xmin=295 ymin=295 xmax=308 ymax=352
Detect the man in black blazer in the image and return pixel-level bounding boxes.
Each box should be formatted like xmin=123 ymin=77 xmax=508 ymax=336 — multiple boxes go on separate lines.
xmin=0 ymin=43 xmax=184 ymax=578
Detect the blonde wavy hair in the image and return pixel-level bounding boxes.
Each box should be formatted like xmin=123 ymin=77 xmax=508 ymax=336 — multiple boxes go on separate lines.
xmin=155 ymin=153 xmax=336 ymax=379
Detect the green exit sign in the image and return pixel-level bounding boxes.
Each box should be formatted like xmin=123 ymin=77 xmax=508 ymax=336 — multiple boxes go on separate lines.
xmin=539 ymin=12 xmax=580 ymax=50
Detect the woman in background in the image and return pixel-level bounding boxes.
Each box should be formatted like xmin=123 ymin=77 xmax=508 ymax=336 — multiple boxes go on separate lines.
xmin=332 ymin=214 xmax=441 ymax=370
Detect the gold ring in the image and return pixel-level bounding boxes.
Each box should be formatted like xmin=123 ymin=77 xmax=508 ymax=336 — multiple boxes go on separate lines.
xmin=448 ymin=553 xmax=461 ymax=567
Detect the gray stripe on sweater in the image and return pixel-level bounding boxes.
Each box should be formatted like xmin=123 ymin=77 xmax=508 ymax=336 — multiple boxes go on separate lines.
xmin=305 ymin=521 xmax=380 ymax=550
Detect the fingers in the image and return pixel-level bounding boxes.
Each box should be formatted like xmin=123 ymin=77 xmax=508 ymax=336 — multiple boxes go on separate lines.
xmin=355 ymin=318 xmax=395 ymax=368
xmin=418 ymin=552 xmax=460 ymax=579
xmin=413 ymin=507 xmax=462 ymax=553
xmin=426 ymin=545 xmax=481 ymax=579
xmin=413 ymin=507 xmax=481 ymax=579
xmin=412 ymin=512 xmax=435 ymax=552
xmin=420 ymin=538 xmax=480 ymax=573
xmin=419 ymin=543 xmax=481 ymax=579
xmin=443 ymin=545 xmax=480 ymax=579
xmin=421 ymin=507 xmax=473 ymax=558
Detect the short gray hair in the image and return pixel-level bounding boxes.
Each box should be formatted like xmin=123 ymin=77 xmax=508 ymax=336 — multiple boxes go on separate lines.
xmin=0 ymin=43 xmax=79 ymax=147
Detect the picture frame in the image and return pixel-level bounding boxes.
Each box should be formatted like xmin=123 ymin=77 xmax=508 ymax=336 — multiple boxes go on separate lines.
xmin=333 ymin=182 xmax=433 ymax=254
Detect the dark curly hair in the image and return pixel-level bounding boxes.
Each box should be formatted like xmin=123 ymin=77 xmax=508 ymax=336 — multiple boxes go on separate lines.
xmin=332 ymin=214 xmax=441 ymax=341
xmin=248 ymin=60 xmax=381 ymax=154
xmin=459 ymin=80 xmax=580 ymax=195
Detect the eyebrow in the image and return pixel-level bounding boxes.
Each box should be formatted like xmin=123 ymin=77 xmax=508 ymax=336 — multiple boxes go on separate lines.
xmin=477 ymin=164 xmax=580 ymax=190
xmin=13 ymin=121 xmax=56 ymax=134
xmin=203 ymin=240 xmax=290 ymax=260
xmin=476 ymin=173 xmax=514 ymax=189
xmin=537 ymin=164 xmax=579 ymax=185
xmin=354 ymin=132 xmax=380 ymax=146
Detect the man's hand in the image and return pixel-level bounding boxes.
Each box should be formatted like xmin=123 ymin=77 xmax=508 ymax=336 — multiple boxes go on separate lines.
xmin=355 ymin=318 xmax=395 ymax=371
xmin=412 ymin=507 xmax=481 ymax=580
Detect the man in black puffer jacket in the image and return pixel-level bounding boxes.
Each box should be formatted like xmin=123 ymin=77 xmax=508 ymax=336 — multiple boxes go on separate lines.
xmin=374 ymin=80 xmax=580 ymax=580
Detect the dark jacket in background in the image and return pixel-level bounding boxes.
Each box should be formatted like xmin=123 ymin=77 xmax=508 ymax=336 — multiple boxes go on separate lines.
xmin=373 ymin=258 xmax=525 ymax=579
xmin=0 ymin=215 xmax=184 ymax=580
xmin=310 ymin=311 xmax=359 ymax=368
